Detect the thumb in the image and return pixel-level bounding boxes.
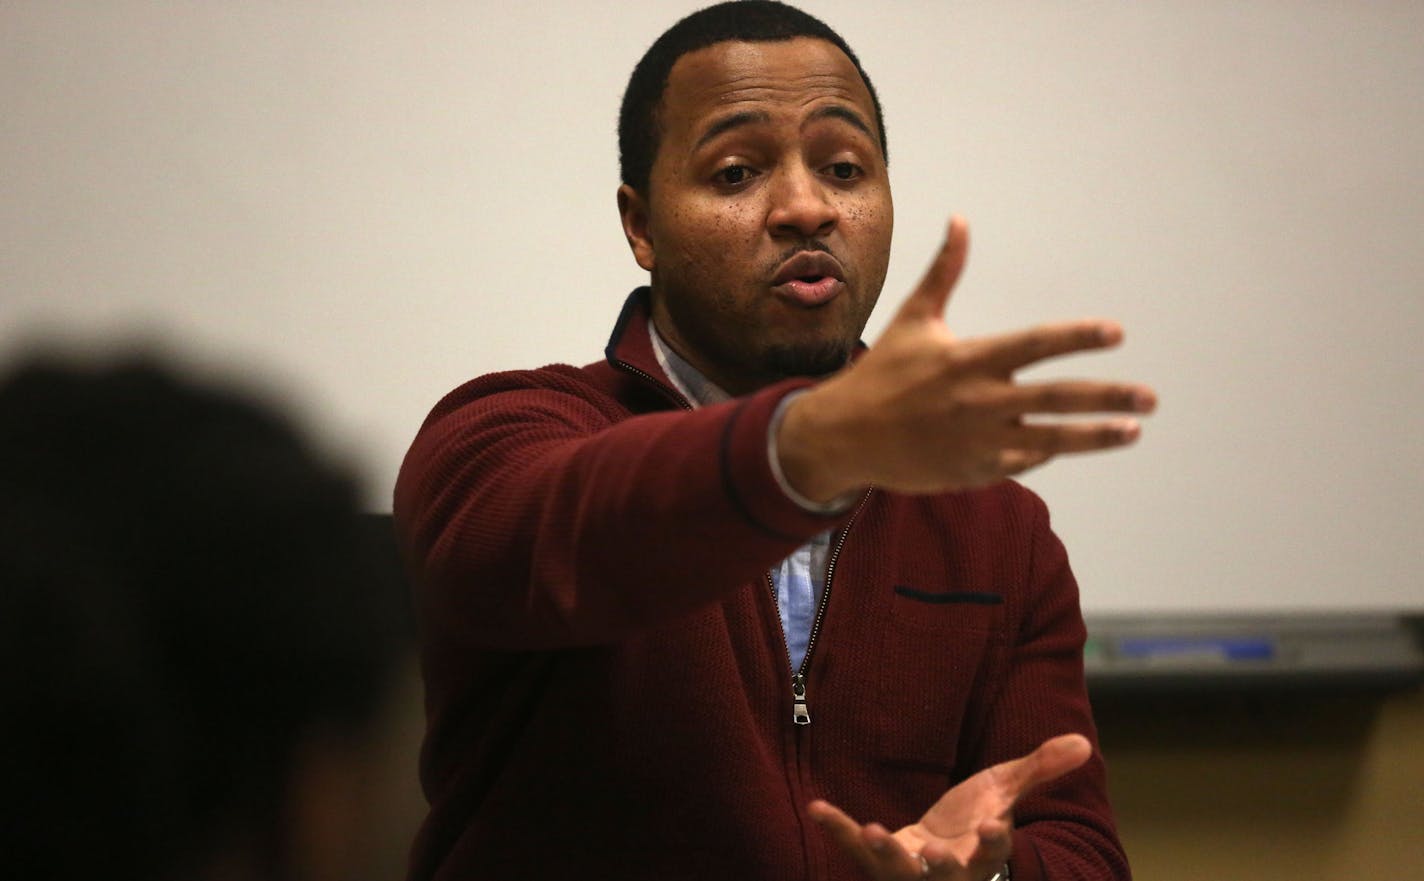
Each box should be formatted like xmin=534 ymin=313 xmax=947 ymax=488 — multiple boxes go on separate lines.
xmin=998 ymin=733 xmax=1092 ymax=801
xmin=894 ymin=215 xmax=970 ymax=323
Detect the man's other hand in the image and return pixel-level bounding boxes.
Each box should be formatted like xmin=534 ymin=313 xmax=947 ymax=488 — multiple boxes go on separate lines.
xmin=808 ymin=733 xmax=1092 ymax=880
xmin=777 ymin=217 xmax=1157 ymax=503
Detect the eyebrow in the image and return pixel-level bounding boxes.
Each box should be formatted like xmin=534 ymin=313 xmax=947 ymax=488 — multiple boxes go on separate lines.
xmin=807 ymin=104 xmax=875 ymax=142
xmin=690 ymin=103 xmax=877 ymax=153
xmin=693 ymin=110 xmax=772 ymax=152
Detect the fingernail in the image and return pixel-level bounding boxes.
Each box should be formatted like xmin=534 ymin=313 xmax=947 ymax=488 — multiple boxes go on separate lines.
xmin=1133 ymin=390 xmax=1155 ymax=412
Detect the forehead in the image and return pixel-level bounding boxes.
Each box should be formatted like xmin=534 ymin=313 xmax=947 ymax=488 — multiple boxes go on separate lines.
xmin=658 ymin=37 xmax=878 ymax=144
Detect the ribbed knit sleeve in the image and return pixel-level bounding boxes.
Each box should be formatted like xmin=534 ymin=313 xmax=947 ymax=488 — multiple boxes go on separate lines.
xmin=393 ymin=366 xmax=849 ymax=650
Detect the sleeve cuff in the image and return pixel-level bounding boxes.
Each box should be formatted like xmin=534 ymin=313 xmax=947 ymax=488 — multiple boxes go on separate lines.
xmin=766 ymin=389 xmax=861 ymax=516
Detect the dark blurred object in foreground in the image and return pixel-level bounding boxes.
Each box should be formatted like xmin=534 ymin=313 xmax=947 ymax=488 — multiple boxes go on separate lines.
xmin=0 ymin=355 xmax=408 ymax=881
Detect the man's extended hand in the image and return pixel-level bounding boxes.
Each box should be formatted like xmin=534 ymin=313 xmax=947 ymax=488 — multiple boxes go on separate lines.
xmin=777 ymin=216 xmax=1157 ymax=504
xmin=807 ymin=733 xmax=1092 ymax=880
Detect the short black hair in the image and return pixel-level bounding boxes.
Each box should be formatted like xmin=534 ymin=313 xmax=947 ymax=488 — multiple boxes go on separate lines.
xmin=0 ymin=356 xmax=407 ymax=881
xmin=618 ymin=0 xmax=887 ymax=195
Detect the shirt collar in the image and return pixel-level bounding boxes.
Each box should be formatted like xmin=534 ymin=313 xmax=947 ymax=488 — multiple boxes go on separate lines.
xmin=648 ymin=318 xmax=731 ymax=410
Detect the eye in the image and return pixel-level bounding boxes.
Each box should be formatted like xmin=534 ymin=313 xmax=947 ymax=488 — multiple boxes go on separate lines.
xmin=826 ymin=161 xmax=861 ymax=181
xmin=712 ymin=164 xmax=758 ymax=187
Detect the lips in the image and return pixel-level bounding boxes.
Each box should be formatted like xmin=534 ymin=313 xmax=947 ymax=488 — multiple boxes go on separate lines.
xmin=771 ymin=251 xmax=846 ymax=307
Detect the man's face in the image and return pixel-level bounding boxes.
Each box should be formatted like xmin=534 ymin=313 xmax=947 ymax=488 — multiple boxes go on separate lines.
xmin=619 ymin=37 xmax=893 ymax=396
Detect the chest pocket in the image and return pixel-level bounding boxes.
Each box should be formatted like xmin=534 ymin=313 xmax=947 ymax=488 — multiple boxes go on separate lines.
xmin=872 ymin=586 xmax=1005 ymax=773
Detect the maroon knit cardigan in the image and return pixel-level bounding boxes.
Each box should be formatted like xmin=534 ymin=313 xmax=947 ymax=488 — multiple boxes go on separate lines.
xmin=393 ymin=289 xmax=1129 ymax=881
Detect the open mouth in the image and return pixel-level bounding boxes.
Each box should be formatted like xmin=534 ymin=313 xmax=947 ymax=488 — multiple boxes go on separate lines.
xmin=770 ymin=251 xmax=846 ymax=306
xmin=775 ymin=274 xmax=842 ymax=306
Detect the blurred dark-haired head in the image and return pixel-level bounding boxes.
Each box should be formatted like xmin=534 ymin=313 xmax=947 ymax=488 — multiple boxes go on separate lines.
xmin=0 ymin=355 xmax=408 ymax=881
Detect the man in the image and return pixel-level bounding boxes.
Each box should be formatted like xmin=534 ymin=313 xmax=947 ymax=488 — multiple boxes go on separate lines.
xmin=0 ymin=356 xmax=410 ymax=881
xmin=394 ymin=3 xmax=1155 ymax=879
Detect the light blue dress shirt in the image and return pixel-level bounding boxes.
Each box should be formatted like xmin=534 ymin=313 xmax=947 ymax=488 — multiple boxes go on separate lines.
xmin=648 ymin=320 xmax=831 ymax=671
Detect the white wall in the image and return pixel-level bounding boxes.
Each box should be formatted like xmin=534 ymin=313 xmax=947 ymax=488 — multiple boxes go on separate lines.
xmin=4 ymin=2 xmax=1421 ymax=614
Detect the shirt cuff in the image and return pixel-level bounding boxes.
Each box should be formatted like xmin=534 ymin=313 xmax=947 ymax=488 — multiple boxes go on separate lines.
xmin=766 ymin=389 xmax=861 ymax=516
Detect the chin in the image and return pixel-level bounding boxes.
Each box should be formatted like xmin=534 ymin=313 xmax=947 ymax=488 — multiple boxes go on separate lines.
xmin=760 ymin=340 xmax=853 ymax=379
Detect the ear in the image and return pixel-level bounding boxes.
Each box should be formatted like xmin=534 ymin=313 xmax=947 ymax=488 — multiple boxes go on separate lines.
xmin=617 ymin=184 xmax=656 ymax=272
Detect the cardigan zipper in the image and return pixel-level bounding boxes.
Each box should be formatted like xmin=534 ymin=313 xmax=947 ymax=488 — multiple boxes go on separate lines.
xmin=612 ymin=361 xmax=694 ymax=411
xmin=615 ymin=352 xmax=876 ymax=729
xmin=780 ymin=489 xmax=872 ymax=726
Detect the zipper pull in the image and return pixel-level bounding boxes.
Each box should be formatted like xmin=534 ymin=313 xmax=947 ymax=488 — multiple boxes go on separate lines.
xmin=792 ymin=673 xmax=811 ymax=725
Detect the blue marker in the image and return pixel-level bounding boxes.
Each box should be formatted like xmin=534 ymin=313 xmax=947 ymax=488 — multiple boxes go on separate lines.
xmin=1115 ymin=636 xmax=1276 ymax=663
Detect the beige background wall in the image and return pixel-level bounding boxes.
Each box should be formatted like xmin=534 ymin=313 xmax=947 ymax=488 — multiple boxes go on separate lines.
xmin=4 ymin=3 xmax=1421 ymax=874
xmin=5 ymin=1 xmax=1423 ymax=618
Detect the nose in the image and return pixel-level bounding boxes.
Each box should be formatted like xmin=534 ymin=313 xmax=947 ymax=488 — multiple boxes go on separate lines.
xmin=766 ymin=164 xmax=838 ymax=239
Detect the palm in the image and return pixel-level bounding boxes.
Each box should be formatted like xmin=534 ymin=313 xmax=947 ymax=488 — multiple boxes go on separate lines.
xmin=892 ymin=762 xmax=1017 ymax=865
xmin=808 ymin=734 xmax=1091 ymax=880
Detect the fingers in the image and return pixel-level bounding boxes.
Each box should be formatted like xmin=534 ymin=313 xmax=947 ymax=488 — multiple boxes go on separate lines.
xmin=897 ymin=215 xmax=969 ymax=322
xmin=889 ymin=215 xmax=1136 ymax=379
xmin=928 ymin=421 xmax=1141 ymax=492
xmin=862 ymin=823 xmax=929 ymax=879
xmin=808 ymin=800 xmax=925 ymax=880
xmin=1002 ymin=380 xmax=1157 ymax=418
xmin=807 ymin=799 xmax=867 ymax=863
xmin=1005 ymin=419 xmax=1142 ymax=457
xmin=964 ymin=319 xmax=1125 ymax=375
xmin=919 ymin=817 xmax=1012 ymax=878
xmin=980 ymin=385 xmax=1152 ymax=478
xmin=995 ymin=449 xmax=1053 ymax=480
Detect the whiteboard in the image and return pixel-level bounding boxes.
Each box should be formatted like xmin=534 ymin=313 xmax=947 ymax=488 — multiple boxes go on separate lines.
xmin=3 ymin=2 xmax=1421 ymax=615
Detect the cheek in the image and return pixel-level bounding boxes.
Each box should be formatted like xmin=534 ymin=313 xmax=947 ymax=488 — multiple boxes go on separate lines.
xmin=670 ymin=205 xmax=761 ymax=270
xmin=846 ymin=193 xmax=893 ymax=259
xmin=847 ymin=184 xmax=891 ymax=226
